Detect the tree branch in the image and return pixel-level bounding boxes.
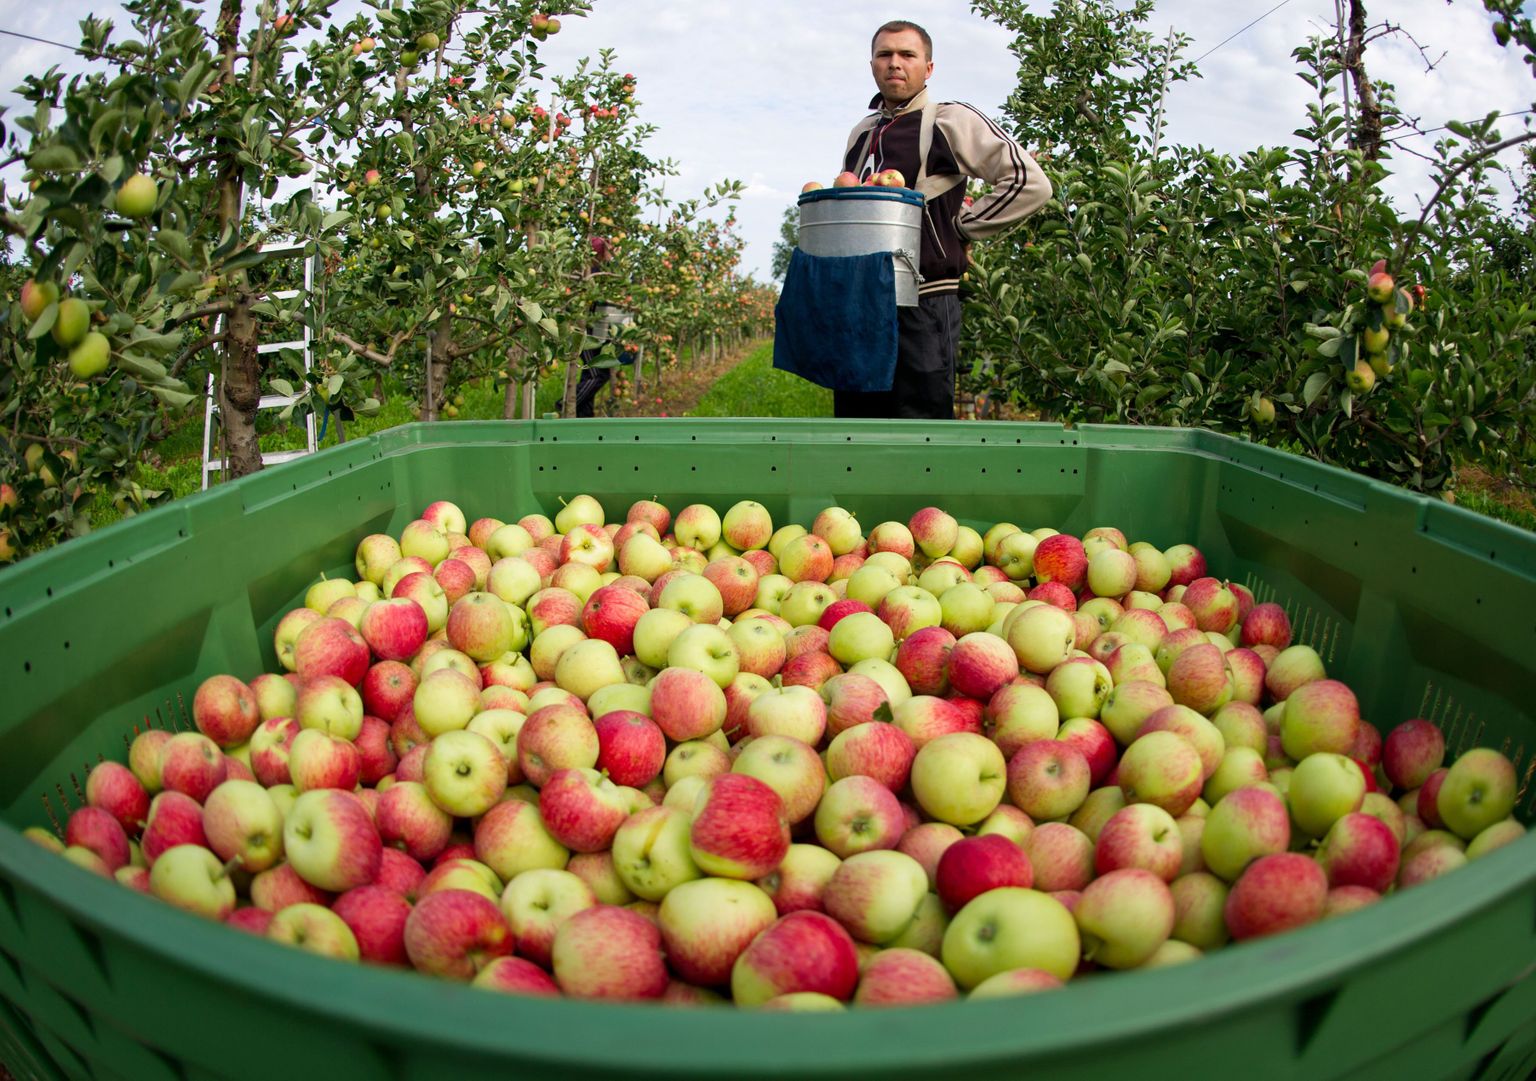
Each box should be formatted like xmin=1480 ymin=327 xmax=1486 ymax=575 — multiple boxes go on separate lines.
xmin=1396 ymin=130 xmax=1536 ymax=267
xmin=169 ymin=332 xmax=224 ymax=378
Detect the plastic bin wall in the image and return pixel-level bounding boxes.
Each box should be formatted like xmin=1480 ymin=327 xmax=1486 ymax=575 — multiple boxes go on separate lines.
xmin=0 ymin=420 xmax=1532 ymax=1081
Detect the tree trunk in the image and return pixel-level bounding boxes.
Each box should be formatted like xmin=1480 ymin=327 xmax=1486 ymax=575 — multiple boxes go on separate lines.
xmin=423 ymin=311 xmax=452 ymax=421
xmin=1345 ymin=0 xmax=1382 ymax=161
xmin=214 ymin=0 xmax=264 ymax=478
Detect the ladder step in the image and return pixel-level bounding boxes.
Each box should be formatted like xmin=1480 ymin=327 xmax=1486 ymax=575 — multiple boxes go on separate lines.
xmin=258 ymin=394 xmax=301 ymax=409
xmin=202 ymin=448 xmax=312 ymax=474
xmin=269 ymin=289 xmax=302 ymax=301
xmin=257 ymin=341 xmax=307 ymax=355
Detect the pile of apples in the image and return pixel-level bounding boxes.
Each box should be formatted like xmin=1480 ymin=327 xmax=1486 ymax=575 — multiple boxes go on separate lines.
xmin=31 ymin=495 xmax=1528 ymax=1008
xmin=802 ymin=169 xmax=907 ymax=194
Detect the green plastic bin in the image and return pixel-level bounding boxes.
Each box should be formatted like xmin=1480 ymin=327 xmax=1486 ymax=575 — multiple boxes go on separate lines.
xmin=0 ymin=419 xmax=1533 ymax=1081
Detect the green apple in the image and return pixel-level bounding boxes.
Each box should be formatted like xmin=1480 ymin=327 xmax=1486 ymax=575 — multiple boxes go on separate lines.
xmin=941 ymin=887 xmax=1079 ymax=987
xmin=115 ymin=172 xmax=159 ymax=218
xmin=149 ymin=844 xmax=237 ymax=920
xmin=67 ymin=331 xmax=111 ymax=378
xmin=909 ymin=732 xmax=1006 ymax=826
xmin=1436 ymin=748 xmax=1518 ymax=841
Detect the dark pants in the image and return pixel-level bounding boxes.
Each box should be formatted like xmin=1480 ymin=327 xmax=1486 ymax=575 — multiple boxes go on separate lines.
xmin=833 ymin=293 xmax=962 ymax=420
xmin=574 ymin=349 xmax=610 ymax=418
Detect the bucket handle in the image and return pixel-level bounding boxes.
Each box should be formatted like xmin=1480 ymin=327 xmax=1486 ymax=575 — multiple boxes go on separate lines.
xmin=893 ymin=248 xmax=923 ymax=283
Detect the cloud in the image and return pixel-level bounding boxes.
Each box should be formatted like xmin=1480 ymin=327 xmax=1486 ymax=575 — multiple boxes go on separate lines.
xmin=1 ymin=0 xmax=1528 ymax=283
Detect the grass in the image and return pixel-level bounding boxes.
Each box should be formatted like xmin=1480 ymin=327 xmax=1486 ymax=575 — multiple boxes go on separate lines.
xmin=685 ymin=341 xmax=833 ymax=418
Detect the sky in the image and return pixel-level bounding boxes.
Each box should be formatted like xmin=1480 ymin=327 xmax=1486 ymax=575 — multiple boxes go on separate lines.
xmin=1 ymin=1 xmax=1532 ymax=283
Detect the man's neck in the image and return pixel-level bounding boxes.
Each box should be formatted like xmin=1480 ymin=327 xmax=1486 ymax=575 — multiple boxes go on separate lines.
xmin=880 ymin=87 xmax=926 ymax=114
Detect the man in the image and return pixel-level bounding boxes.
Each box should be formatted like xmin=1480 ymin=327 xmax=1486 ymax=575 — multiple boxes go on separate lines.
xmin=835 ymin=20 xmax=1052 ymax=420
xmin=573 ymin=236 xmax=636 ymax=418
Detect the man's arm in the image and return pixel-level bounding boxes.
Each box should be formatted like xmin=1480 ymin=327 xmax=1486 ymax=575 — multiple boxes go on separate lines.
xmin=939 ymin=103 xmax=1052 ymax=241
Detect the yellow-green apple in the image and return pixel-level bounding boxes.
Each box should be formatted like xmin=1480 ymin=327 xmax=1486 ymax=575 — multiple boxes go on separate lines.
xmin=824 ymin=611 xmax=891 ymax=669
xmin=84 ymin=760 xmax=150 ymax=836
xmin=432 ymin=558 xmax=477 ymax=605
xmin=381 ymin=557 xmax=433 ymax=600
xmin=723 ymin=618 xmax=785 ymax=680
xmin=1203 ymin=746 xmax=1269 ymax=805
xmin=825 ymin=721 xmax=915 ymax=793
xmin=1084 ymin=547 xmax=1137 ymax=599
xmin=49 ymin=295 xmax=89 ymax=347
xmin=941 ymin=886 xmax=1078 ymax=987
xmin=1224 ymin=851 xmax=1328 ymax=940
xmin=1005 ymin=739 xmax=1090 ymax=822
xmin=847 ymin=657 xmax=912 ymax=709
xmin=247 ymin=672 xmax=298 ymax=724
xmin=1118 ymin=730 xmax=1203 ymax=816
xmin=663 ymin=623 xmax=738 ymax=689
xmin=870 ymin=584 xmax=937 ymax=641
xmin=412 ymin=668 xmax=480 ymax=737
xmin=812 ymin=774 xmax=906 ymax=858
xmin=443 ymin=592 xmax=522 ymax=662
xmin=264 ymin=902 xmax=358 ymax=960
xmin=968 ymin=967 xmax=1064 ymax=998
xmin=391 ymin=571 xmax=450 ymax=634
xmin=481 ymin=650 xmax=536 ymax=693
xmin=553 ymin=494 xmax=605 ymax=534
xmin=331 ymin=884 xmax=411 ymax=965
xmin=1210 ymin=701 xmax=1267 ymax=755
xmin=910 ymin=732 xmax=1006 ymax=827
xmin=527 ymin=624 xmax=586 ymax=683
xmin=1023 ymin=822 xmax=1095 ymax=892
xmin=147 ymin=844 xmax=235 ymax=919
xmin=810 ymin=507 xmax=861 ymax=556
xmin=1101 ymin=603 xmax=1159 ymax=645
xmin=731 ymin=910 xmax=860 ymax=1006
xmin=1044 ymin=656 xmax=1111 ymax=720
xmin=591 ymin=710 xmax=665 ymax=787
xmin=1098 ymin=680 xmax=1172 ymax=747
xmin=1287 ymin=751 xmax=1366 ymax=839
xmin=473 ymin=798 xmax=568 ymax=881
xmin=894 ymin=822 xmax=963 ymax=889
xmin=1264 ymin=643 xmax=1326 ymax=701
xmin=950 ymin=525 xmax=984 ymax=569
xmin=616 ymin=532 xmax=671 ymax=582
xmin=558 ymin=523 xmax=615 ymax=573
xmin=1073 ymin=867 xmax=1175 ymax=969
xmin=190 ymin=674 xmax=260 ymax=749
xmin=67 ymin=331 xmax=112 ymax=378
xmin=934 ymin=833 xmax=1033 ymax=914
xmin=1005 ymin=604 xmax=1076 ymax=676
xmin=158 ymin=732 xmax=228 ymax=803
xmin=865 ymin=520 xmax=915 ymax=559
xmin=201 ymin=780 xmax=284 ymax=872
xmin=610 ymin=805 xmax=702 ymax=901
xmin=654 ymin=572 xmax=724 ymax=625
xmin=499 ymin=867 xmax=596 ymax=967
xmin=689 ymin=773 xmax=789 ymax=880
xmin=757 ymin=843 xmax=841 ymax=915
xmin=890 ymin=695 xmax=973 ymax=750
xmin=739 ymin=684 xmax=822 ymax=745
xmin=1137 ymin=705 xmax=1225 ymax=781
xmin=570 ymin=851 xmax=635 ymax=905
xmin=1093 ymin=803 xmax=1182 ymax=881
xmin=1168 ymin=870 xmax=1230 ymax=949
xmin=1466 ymin=818 xmax=1526 ymax=859
xmin=375 ymin=780 xmax=452 ymax=861
xmin=538 ymin=767 xmax=630 ymax=852
xmin=627 ymin=608 xmax=689 ymax=671
xmin=287 ymin=728 xmax=362 ymax=793
xmin=1315 ymin=811 xmax=1399 ymax=892
xmin=623 ymin=498 xmax=670 ymax=537
xmin=517 ymin=513 xmax=556 ymax=544
xmin=975 ymin=803 xmax=1035 ymax=848
xmin=671 ymin=503 xmax=721 ymax=551
xmin=777 ymin=532 xmax=834 ymax=585
xmin=551 ymin=903 xmax=668 ymax=1000
xmin=732 ymin=735 xmax=824 ymax=825
xmin=398 ymin=518 xmax=451 ymax=566
xmin=465 ymin=517 xmax=503 ymax=551
xmin=1155 ymin=601 xmax=1197 ymax=634
xmin=657 ymin=876 xmax=777 ymax=986
xmin=421 ymin=856 xmax=505 ymax=903
xmin=553 ymin=638 xmax=626 ymax=703
xmin=1068 ymin=786 xmax=1126 ymax=843
xmin=18 ymin=278 xmax=59 ymax=322
xmin=284 ymin=789 xmax=381 ymax=891
xmin=983 ymin=681 xmax=1059 ymax=759
xmin=917 ymin=561 xmax=968 ymax=599
xmin=403 ymin=888 xmax=512 ymax=979
xmin=819 ymin=849 xmax=925 ymax=946
xmin=423 ymin=730 xmax=507 ymax=817
xmin=844 ymin=563 xmax=903 ymax=612
xmin=1436 ymin=747 xmax=1517 ymax=841
xmin=717 ymin=499 xmax=772 ymax=551
xmin=486 ymin=556 xmax=541 ymax=607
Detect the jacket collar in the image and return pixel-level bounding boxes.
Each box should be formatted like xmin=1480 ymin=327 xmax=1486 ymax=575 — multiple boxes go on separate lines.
xmin=868 ymin=85 xmax=929 ymax=119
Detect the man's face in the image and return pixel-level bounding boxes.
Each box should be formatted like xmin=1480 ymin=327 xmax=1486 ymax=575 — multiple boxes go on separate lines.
xmin=870 ymin=29 xmax=932 ymax=105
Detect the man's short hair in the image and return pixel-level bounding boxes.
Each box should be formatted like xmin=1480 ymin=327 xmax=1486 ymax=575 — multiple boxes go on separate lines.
xmin=872 ymin=20 xmax=932 ymax=60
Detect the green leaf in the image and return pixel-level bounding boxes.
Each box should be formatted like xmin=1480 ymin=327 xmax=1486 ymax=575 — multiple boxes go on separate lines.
xmin=1075 ymin=252 xmax=1093 ymax=274
xmin=26 ymin=301 xmax=58 ymax=340
xmin=1304 ymin=324 xmax=1341 ymax=340
xmin=1318 ymin=337 xmax=1342 ymax=358
xmin=538 ymin=317 xmax=559 ymax=338
xmin=1303 ymin=371 xmax=1331 ymax=405
xmin=1340 ymin=388 xmax=1353 ymax=417
xmin=1461 ymin=415 xmax=1477 ymax=441
xmin=327 ymin=374 xmax=345 ymax=399
xmin=148 ymin=386 xmax=197 ymax=410
xmin=321 ymin=210 xmax=351 ymax=232
xmin=156 ymin=229 xmax=193 ymax=264
xmin=269 ymin=378 xmax=296 ymax=398
xmin=29 ymin=145 xmax=81 ymax=172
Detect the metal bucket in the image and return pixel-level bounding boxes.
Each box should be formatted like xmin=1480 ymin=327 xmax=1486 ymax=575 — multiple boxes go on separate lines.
xmin=590 ymin=303 xmax=635 ymax=341
xmin=797 ymin=187 xmax=924 ymax=306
